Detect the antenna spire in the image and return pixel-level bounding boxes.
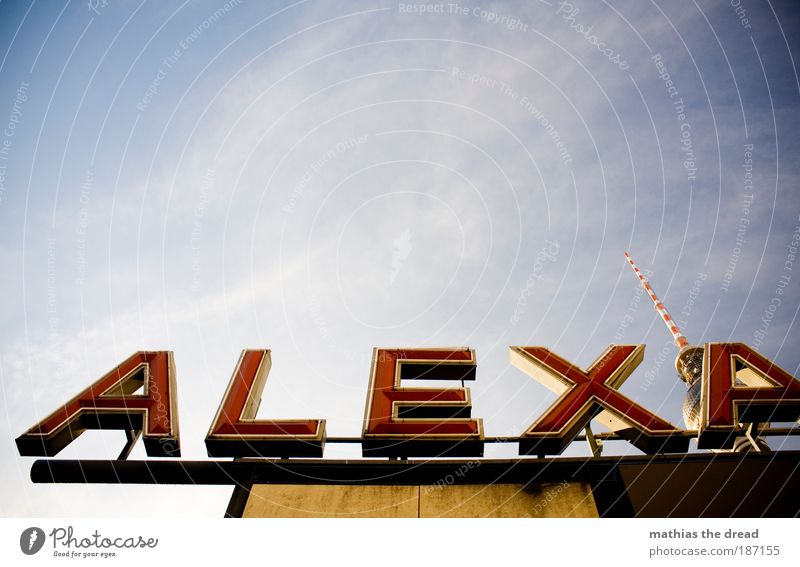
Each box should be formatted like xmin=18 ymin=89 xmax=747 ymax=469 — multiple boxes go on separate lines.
xmin=623 ymin=252 xmax=688 ymax=349
xmin=622 ymin=252 xmax=770 ymax=451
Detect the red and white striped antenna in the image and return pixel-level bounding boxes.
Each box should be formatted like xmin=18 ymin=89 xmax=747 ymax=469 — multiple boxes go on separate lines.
xmin=623 ymin=252 xmax=771 ymax=449
xmin=624 ymin=252 xmax=688 ymax=350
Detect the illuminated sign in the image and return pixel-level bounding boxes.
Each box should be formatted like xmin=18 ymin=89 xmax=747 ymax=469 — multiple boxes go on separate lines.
xmin=15 ymin=352 xmax=180 ymax=457
xmin=510 ymin=345 xmax=690 ymax=455
xmin=15 ymin=343 xmax=800 ymax=459
xmin=205 ymin=350 xmax=326 ymax=457
xmin=699 ymin=343 xmax=800 ymax=449
xmin=362 ymin=348 xmax=483 ymax=457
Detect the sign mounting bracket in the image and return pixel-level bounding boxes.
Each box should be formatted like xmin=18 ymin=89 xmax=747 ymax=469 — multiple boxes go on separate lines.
xmin=117 ymin=430 xmax=142 ymax=461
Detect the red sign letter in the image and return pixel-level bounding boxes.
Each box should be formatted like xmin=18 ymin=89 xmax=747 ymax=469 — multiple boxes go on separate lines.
xmin=205 ymin=350 xmax=326 ymax=458
xmin=16 ymin=351 xmax=180 ymax=457
xmin=511 ymin=345 xmax=690 ymax=455
xmin=698 ymin=342 xmax=800 ymax=449
xmin=362 ymin=348 xmax=483 ymax=457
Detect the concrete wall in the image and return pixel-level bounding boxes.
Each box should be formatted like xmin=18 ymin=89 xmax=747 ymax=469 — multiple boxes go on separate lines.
xmin=242 ymin=482 xmax=598 ymax=517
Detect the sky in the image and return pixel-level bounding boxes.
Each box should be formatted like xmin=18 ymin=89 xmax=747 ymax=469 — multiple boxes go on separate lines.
xmin=0 ymin=0 xmax=799 ymax=517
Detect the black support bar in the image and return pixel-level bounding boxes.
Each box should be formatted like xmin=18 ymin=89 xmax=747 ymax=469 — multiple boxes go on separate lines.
xmin=30 ymin=451 xmax=800 ymax=487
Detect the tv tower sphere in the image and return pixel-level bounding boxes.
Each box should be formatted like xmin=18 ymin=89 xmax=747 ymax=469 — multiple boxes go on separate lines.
xmin=623 ymin=253 xmax=768 ymax=452
xmin=623 ymin=253 xmax=702 ymax=429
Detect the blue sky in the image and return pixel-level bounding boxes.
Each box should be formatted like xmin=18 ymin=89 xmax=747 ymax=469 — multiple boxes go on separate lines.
xmin=1 ymin=0 xmax=799 ymax=516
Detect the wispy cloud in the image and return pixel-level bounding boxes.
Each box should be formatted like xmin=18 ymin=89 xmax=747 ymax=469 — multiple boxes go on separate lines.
xmin=1 ymin=0 xmax=799 ymax=515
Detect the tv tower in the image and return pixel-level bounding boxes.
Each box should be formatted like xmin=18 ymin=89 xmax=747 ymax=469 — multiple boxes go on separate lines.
xmin=623 ymin=252 xmax=768 ymax=451
xmin=623 ymin=253 xmax=703 ymax=430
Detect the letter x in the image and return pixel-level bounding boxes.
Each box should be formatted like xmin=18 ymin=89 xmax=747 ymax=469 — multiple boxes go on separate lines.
xmin=511 ymin=345 xmax=689 ymax=455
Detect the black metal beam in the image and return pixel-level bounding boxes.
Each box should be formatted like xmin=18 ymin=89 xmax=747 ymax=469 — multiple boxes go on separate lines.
xmin=30 ymin=459 xmax=252 ymax=486
xmin=322 ymin=428 xmax=800 ymax=443
xmin=29 ymin=450 xmax=800 ymax=486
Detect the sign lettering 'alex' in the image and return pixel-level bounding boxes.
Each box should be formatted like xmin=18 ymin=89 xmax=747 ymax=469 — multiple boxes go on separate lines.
xmin=15 ymin=343 xmax=800 ymax=459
